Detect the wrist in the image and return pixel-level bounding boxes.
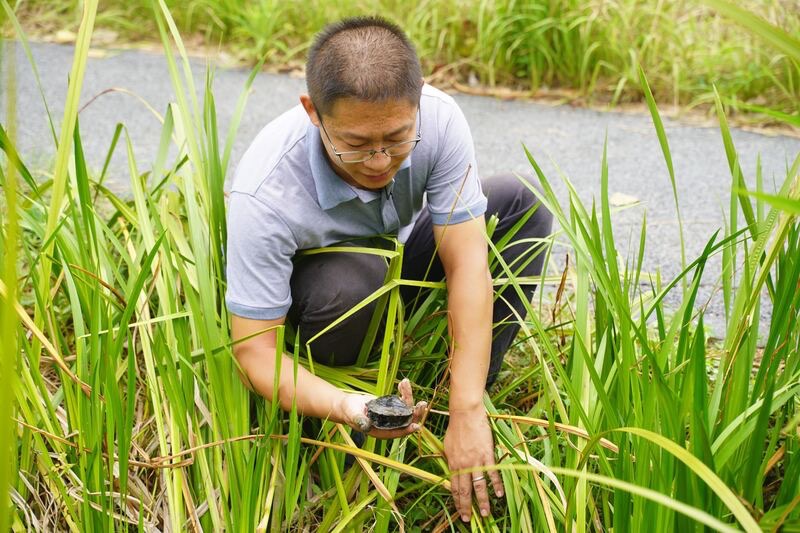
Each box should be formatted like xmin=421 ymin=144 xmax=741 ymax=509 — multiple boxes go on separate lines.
xmin=332 ymin=390 xmax=352 ymax=424
xmin=448 ymin=352 xmax=490 ymax=411
xmin=448 ymin=395 xmax=485 ymax=414
xmin=449 ymin=382 xmax=486 ymax=412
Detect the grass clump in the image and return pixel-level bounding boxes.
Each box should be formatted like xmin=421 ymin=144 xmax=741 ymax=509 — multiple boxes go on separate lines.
xmin=2 ymin=2 xmax=800 ymax=531
xmin=9 ymin=0 xmax=800 ymax=124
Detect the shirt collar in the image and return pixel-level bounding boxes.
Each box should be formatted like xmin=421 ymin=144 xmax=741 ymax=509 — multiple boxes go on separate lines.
xmin=307 ymin=123 xmax=411 ymax=210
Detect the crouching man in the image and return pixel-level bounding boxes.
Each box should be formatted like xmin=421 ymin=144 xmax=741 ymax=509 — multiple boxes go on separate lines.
xmin=225 ymin=16 xmax=552 ymax=522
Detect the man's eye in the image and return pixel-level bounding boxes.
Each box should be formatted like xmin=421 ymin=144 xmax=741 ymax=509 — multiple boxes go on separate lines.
xmin=345 ymin=139 xmax=402 ymax=149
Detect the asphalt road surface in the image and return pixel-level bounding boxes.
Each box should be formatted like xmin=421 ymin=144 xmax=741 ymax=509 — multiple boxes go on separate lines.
xmin=4 ymin=41 xmax=800 ymax=337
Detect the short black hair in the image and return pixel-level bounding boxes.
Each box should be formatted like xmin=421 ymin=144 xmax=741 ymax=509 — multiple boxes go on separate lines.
xmin=306 ymin=16 xmax=423 ymax=116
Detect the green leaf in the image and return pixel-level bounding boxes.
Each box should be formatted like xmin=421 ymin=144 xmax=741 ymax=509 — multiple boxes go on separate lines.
xmin=703 ymin=0 xmax=800 ymax=62
xmin=742 ymin=190 xmax=800 ymax=215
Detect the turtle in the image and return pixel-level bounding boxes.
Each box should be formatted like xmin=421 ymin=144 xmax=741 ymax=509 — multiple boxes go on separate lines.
xmin=366 ymin=395 xmax=414 ymax=430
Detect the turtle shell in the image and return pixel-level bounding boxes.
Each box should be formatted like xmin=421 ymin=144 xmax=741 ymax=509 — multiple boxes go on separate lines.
xmin=366 ymin=395 xmax=413 ymax=430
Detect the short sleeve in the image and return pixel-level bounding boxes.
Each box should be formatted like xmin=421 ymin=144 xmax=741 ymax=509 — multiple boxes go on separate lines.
xmin=225 ymin=192 xmax=297 ymax=319
xmin=425 ymin=102 xmax=487 ymax=225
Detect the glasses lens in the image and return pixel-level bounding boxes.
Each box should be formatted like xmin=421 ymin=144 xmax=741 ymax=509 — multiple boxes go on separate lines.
xmin=339 ymin=152 xmax=372 ymax=163
xmin=384 ymin=140 xmax=418 ymax=157
xmin=337 ymin=139 xmax=419 ymax=164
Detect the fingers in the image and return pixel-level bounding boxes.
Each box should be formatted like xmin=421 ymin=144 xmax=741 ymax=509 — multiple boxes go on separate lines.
xmin=479 ymin=448 xmax=505 ymax=501
xmin=402 ymin=378 xmax=427 ymax=425
xmin=489 ymin=465 xmax=504 ymax=498
xmin=369 ymin=399 xmax=426 ymax=439
xmin=353 ymin=415 xmax=371 ymax=433
xmin=368 ymin=421 xmax=420 ymax=439
xmin=443 ymin=411 xmax=503 ymax=522
xmin=357 ymin=380 xmax=427 ymax=440
xmin=471 ymin=473 xmax=491 ymax=518
xmin=342 ymin=393 xmax=373 ymax=433
xmin=412 ymin=400 xmax=427 ymax=424
xmin=451 ymin=468 xmax=502 ymax=522
xmin=398 ymin=378 xmax=413 ymax=406
xmin=453 ymin=472 xmax=473 ymax=522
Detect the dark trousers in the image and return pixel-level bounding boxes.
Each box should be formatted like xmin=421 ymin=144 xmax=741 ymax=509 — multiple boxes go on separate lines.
xmin=287 ymin=173 xmax=553 ymax=387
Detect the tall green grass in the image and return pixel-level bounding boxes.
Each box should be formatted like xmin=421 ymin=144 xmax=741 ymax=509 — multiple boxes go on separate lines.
xmin=11 ymin=0 xmax=800 ymax=122
xmin=0 ymin=37 xmax=21 ymax=533
xmin=2 ymin=1 xmax=800 ymax=531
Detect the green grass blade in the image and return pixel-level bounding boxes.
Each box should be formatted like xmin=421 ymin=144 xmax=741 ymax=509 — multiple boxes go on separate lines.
xmin=1 ymin=0 xmax=58 ymax=145
xmin=0 ymin=123 xmax=39 ymax=195
xmin=0 ymin=38 xmax=20 ymax=533
xmin=725 ymin=99 xmax=800 ymax=128
xmin=499 ymin=464 xmax=740 ymax=533
xmin=703 ymin=0 xmax=800 ymax=62
xmin=616 ymin=427 xmax=761 ymax=531
xmin=743 ymin=190 xmax=800 ymax=215
xmin=638 ymin=66 xmax=687 ymax=293
xmin=713 ymin=87 xmax=757 ymax=240
xmin=37 ymin=0 xmax=98 ymax=324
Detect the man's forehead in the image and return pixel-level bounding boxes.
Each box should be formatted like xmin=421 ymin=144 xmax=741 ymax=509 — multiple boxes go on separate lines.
xmin=326 ymin=97 xmax=417 ymax=120
xmin=324 ymin=98 xmax=417 ymax=138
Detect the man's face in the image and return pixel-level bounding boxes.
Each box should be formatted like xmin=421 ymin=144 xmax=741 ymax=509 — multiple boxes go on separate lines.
xmin=302 ymin=96 xmax=419 ymax=190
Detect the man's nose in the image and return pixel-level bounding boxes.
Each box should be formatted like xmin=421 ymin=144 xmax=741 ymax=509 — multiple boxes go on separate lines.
xmin=364 ymin=150 xmax=391 ymax=169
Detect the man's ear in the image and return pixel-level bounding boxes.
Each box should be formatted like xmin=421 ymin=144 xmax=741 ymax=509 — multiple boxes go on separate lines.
xmin=300 ymin=95 xmax=320 ymax=127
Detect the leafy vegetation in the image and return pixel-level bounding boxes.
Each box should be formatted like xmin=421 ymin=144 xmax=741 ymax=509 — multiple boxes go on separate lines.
xmin=9 ymin=0 xmax=800 ymax=124
xmin=1 ymin=1 xmax=799 ymax=531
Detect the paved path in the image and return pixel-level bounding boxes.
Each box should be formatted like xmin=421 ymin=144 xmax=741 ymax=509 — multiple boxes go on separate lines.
xmin=5 ymin=42 xmax=800 ymax=336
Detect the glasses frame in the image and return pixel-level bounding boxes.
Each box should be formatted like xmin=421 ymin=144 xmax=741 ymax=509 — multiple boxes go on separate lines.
xmin=316 ymin=103 xmax=422 ymax=164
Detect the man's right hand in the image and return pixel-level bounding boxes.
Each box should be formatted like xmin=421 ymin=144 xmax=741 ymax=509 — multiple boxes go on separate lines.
xmin=338 ymin=378 xmax=427 ymax=439
xmin=232 ymin=316 xmax=426 ymax=439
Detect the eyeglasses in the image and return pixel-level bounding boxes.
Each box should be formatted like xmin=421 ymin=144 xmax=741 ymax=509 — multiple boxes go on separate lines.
xmin=316 ymin=105 xmax=421 ymax=164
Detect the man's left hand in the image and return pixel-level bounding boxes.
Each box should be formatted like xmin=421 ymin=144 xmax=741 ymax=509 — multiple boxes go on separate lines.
xmin=444 ymin=407 xmax=504 ymax=522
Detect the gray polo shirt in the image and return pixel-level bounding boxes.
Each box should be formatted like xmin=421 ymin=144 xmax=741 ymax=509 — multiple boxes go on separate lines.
xmin=225 ymin=83 xmax=487 ymax=320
